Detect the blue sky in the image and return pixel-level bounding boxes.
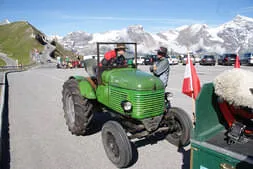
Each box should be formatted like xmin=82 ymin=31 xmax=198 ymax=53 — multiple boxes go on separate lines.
xmin=0 ymin=0 xmax=253 ymax=36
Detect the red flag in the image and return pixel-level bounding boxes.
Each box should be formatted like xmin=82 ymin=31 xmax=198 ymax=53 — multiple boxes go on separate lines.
xmin=182 ymin=53 xmax=201 ymax=99
xmin=234 ymin=54 xmax=240 ymax=68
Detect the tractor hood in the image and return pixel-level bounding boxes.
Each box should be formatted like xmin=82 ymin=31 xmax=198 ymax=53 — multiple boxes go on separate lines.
xmin=102 ymin=68 xmax=164 ymax=90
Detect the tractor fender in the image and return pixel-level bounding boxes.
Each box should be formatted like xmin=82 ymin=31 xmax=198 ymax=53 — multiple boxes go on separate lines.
xmin=69 ymin=76 xmax=96 ymax=99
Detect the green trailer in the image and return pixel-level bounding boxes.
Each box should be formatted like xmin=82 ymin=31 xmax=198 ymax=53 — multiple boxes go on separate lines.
xmin=190 ymin=83 xmax=253 ymax=169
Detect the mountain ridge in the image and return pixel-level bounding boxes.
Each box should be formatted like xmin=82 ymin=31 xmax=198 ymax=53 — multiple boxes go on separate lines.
xmin=54 ymin=15 xmax=253 ymax=55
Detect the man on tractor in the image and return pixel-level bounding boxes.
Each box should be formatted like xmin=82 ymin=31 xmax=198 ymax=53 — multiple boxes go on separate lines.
xmin=101 ymin=43 xmax=127 ymax=66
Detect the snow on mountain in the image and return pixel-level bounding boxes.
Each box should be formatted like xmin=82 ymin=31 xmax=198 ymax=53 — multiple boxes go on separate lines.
xmin=216 ymin=15 xmax=253 ymax=53
xmin=91 ymin=29 xmax=127 ymax=43
xmin=175 ymin=25 xmax=189 ymax=31
xmin=0 ymin=19 xmax=10 ymax=25
xmin=58 ymin=15 xmax=253 ymax=55
xmin=47 ymin=35 xmax=63 ymax=42
xmin=207 ymin=27 xmax=224 ymax=43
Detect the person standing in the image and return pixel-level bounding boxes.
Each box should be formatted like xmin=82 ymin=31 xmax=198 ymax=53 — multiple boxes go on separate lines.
xmin=150 ymin=47 xmax=170 ymax=88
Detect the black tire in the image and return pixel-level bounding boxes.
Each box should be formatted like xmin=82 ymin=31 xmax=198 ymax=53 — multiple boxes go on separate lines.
xmin=102 ymin=121 xmax=132 ymax=168
xmin=165 ymin=107 xmax=192 ymax=147
xmin=62 ymin=78 xmax=93 ymax=135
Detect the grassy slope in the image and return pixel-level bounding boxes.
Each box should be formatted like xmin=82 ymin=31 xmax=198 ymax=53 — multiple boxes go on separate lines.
xmin=0 ymin=21 xmax=44 ymax=65
xmin=0 ymin=21 xmax=76 ymax=64
xmin=0 ymin=58 xmax=6 ymax=66
xmin=52 ymin=41 xmax=78 ymax=60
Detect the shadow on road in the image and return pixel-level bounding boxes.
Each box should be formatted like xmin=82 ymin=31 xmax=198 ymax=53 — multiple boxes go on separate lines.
xmin=131 ymin=137 xmax=191 ymax=168
xmin=82 ymin=111 xmax=191 ymax=168
xmin=84 ymin=111 xmax=112 ymax=136
xmin=0 ymin=73 xmax=10 ymax=169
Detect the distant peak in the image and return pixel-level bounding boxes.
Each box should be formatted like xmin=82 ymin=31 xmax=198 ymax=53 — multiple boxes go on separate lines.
xmin=190 ymin=24 xmax=208 ymax=28
xmin=175 ymin=25 xmax=189 ymax=31
xmin=127 ymin=25 xmax=144 ymax=32
xmin=234 ymin=14 xmax=253 ymax=22
xmin=67 ymin=31 xmax=89 ymax=35
xmin=0 ymin=19 xmax=10 ymax=25
xmin=3 ymin=19 xmax=10 ymax=23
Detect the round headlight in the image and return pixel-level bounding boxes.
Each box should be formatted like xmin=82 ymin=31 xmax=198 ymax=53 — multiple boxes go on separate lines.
xmin=121 ymin=101 xmax=132 ymax=112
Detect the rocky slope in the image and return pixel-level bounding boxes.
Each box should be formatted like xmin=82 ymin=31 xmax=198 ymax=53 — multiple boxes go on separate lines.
xmin=57 ymin=15 xmax=253 ymax=55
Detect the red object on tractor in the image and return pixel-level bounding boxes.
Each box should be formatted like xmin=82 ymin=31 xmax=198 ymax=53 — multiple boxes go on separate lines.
xmin=218 ymin=100 xmax=253 ymax=135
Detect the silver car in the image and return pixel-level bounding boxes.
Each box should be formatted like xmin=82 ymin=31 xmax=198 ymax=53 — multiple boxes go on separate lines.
xmin=182 ymin=54 xmax=195 ymax=65
xmin=244 ymin=52 xmax=253 ymax=65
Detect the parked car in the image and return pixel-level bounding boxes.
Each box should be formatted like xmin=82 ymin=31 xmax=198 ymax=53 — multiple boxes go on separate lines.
xmin=168 ymin=55 xmax=179 ymax=65
xmin=195 ymin=57 xmax=201 ymax=63
xmin=144 ymin=54 xmax=158 ymax=65
xmin=182 ymin=54 xmax=195 ymax=65
xmin=244 ymin=52 xmax=253 ymax=65
xmin=199 ymin=55 xmax=216 ymax=66
xmin=137 ymin=56 xmax=145 ymax=65
xmin=218 ymin=53 xmax=236 ymax=65
xmin=239 ymin=54 xmax=249 ymax=65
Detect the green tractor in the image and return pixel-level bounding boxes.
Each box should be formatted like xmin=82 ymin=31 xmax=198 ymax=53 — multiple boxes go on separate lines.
xmin=62 ymin=42 xmax=192 ymax=168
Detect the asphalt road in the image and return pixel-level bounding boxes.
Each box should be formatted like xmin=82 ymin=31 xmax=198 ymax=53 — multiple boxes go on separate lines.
xmin=40 ymin=44 xmax=56 ymax=63
xmin=5 ymin=63 xmax=253 ymax=169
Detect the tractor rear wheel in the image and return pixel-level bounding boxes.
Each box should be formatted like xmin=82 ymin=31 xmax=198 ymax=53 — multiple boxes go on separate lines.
xmin=62 ymin=78 xmax=93 ymax=135
xmin=102 ymin=120 xmax=132 ymax=168
xmin=164 ymin=107 xmax=192 ymax=147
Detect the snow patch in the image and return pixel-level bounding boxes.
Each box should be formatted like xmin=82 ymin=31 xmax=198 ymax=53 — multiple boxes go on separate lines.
xmin=175 ymin=25 xmax=189 ymax=31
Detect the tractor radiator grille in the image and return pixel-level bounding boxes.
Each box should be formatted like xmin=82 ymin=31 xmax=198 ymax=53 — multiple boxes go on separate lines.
xmin=109 ymin=87 xmax=164 ymax=119
xmin=109 ymin=89 xmax=128 ymax=112
xmin=132 ymin=91 xmax=164 ymax=118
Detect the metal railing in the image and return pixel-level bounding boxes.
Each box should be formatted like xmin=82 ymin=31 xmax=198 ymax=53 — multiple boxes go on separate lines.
xmin=0 ymin=66 xmax=23 ymax=71
xmin=0 ymin=62 xmax=38 ymax=72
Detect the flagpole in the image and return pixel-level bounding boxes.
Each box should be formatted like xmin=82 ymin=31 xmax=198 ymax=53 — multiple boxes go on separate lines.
xmin=182 ymin=48 xmax=200 ymax=128
xmin=192 ymin=92 xmax=196 ymax=128
xmin=235 ymin=47 xmax=241 ymax=68
xmin=187 ymin=49 xmax=196 ymax=127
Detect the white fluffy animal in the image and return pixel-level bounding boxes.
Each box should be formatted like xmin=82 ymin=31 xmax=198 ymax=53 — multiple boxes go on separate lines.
xmin=213 ymin=68 xmax=253 ymax=109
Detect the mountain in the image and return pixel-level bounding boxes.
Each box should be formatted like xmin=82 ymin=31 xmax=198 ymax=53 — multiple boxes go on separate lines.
xmin=0 ymin=21 xmax=45 ymax=64
xmin=57 ymin=15 xmax=253 ymax=55
xmin=0 ymin=21 xmax=75 ymax=65
xmin=0 ymin=19 xmax=10 ymax=25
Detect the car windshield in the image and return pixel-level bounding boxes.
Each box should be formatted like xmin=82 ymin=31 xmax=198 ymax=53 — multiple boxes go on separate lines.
xmin=204 ymin=55 xmax=214 ymax=59
xmin=244 ymin=53 xmax=252 ymax=58
xmin=225 ymin=54 xmax=236 ymax=58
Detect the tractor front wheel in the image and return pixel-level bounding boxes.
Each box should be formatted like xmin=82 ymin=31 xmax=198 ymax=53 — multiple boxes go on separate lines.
xmin=164 ymin=107 xmax=192 ymax=147
xmin=62 ymin=78 xmax=93 ymax=135
xmin=102 ymin=120 xmax=132 ymax=168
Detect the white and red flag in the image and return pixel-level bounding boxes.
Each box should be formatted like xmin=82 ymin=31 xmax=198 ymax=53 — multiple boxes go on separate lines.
xmin=182 ymin=53 xmax=201 ymax=99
